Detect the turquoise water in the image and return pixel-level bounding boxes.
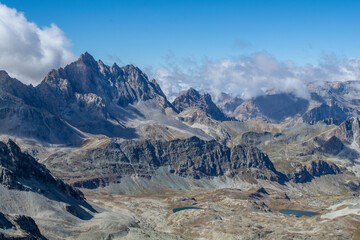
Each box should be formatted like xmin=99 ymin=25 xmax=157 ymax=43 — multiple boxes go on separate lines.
xmin=280 ymin=209 xmax=320 ymax=217
xmin=172 ymin=207 xmax=202 ymax=213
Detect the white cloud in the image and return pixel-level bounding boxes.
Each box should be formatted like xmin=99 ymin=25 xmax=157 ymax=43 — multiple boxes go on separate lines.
xmin=154 ymin=52 xmax=360 ymax=101
xmin=0 ymin=3 xmax=76 ymax=85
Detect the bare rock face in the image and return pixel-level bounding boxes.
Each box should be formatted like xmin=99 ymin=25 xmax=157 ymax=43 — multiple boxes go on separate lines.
xmin=172 ymin=88 xmax=230 ymax=121
xmin=0 ymin=212 xmax=46 ymax=240
xmin=288 ymin=160 xmax=341 ymax=183
xmin=0 ymin=139 xmax=84 ymax=201
xmin=45 ymin=136 xmax=287 ymax=189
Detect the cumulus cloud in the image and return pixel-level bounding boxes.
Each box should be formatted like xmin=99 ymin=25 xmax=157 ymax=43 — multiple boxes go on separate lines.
xmin=153 ymin=52 xmax=360 ymax=101
xmin=0 ymin=3 xmax=76 ymax=85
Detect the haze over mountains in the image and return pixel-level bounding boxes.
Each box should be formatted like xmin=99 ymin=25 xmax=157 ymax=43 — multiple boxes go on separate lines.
xmin=1 ymin=53 xmax=360 ymax=239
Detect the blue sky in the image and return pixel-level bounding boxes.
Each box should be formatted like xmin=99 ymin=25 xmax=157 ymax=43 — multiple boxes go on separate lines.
xmin=2 ymin=0 xmax=359 ymax=68
xmin=0 ymin=0 xmax=359 ymax=99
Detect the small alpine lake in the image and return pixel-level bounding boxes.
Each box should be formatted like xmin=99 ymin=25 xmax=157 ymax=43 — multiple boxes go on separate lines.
xmin=172 ymin=207 xmax=203 ymax=213
xmin=280 ymin=209 xmax=320 ymax=217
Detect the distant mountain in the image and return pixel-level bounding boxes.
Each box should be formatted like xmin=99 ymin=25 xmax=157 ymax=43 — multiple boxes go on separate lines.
xmin=216 ymin=81 xmax=360 ymax=125
xmin=172 ymin=88 xmax=230 ymax=121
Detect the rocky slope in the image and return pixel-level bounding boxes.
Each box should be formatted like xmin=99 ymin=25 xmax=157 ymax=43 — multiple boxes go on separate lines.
xmin=0 ymin=139 xmax=84 ymax=201
xmin=44 ymin=135 xmax=343 ymax=191
xmin=0 ymin=139 xmax=140 ymax=239
xmin=44 ymin=136 xmax=287 ymax=189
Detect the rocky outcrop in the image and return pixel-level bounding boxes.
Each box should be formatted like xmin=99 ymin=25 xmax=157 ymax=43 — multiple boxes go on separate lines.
xmin=45 ymin=136 xmax=287 ymax=188
xmin=0 ymin=139 xmax=84 ymax=201
xmin=288 ymin=160 xmax=341 ymax=183
xmin=0 ymin=212 xmax=47 ymax=240
xmin=172 ymin=88 xmax=230 ymax=121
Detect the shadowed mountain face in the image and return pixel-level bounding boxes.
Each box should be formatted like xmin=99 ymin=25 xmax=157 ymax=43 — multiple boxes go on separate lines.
xmin=0 ymin=139 xmax=84 ymax=201
xmin=229 ymin=93 xmax=309 ymax=123
xmin=0 ymin=211 xmax=47 ymax=240
xmin=0 ymin=139 xmax=96 ymax=225
xmin=252 ymin=94 xmax=309 ymax=122
xmin=172 ymin=88 xmax=230 ymax=121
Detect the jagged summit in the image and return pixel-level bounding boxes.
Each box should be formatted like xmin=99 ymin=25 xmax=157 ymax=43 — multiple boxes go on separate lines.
xmin=0 ymin=52 xmax=181 ymax=142
xmin=172 ymin=88 xmax=230 ymax=121
xmin=78 ymin=51 xmax=97 ymax=64
xmin=0 ymin=70 xmax=9 ymax=78
xmin=186 ymin=87 xmax=201 ymax=99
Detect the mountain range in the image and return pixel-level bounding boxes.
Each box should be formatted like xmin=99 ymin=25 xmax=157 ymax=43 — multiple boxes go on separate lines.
xmin=0 ymin=53 xmax=359 ymax=239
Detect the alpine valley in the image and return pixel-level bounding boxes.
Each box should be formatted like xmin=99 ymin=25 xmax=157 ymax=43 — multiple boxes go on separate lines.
xmin=0 ymin=53 xmax=359 ymax=239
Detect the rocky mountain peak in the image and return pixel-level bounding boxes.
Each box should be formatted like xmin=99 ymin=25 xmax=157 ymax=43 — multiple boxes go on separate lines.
xmin=172 ymin=88 xmax=230 ymax=121
xmin=0 ymin=70 xmax=10 ymax=79
xmin=77 ymin=52 xmax=97 ymax=65
xmin=0 ymin=70 xmax=18 ymax=85
xmin=186 ymin=87 xmax=201 ymax=99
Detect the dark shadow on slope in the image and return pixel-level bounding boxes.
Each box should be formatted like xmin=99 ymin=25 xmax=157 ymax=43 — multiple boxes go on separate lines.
xmin=253 ymin=93 xmax=309 ymax=122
